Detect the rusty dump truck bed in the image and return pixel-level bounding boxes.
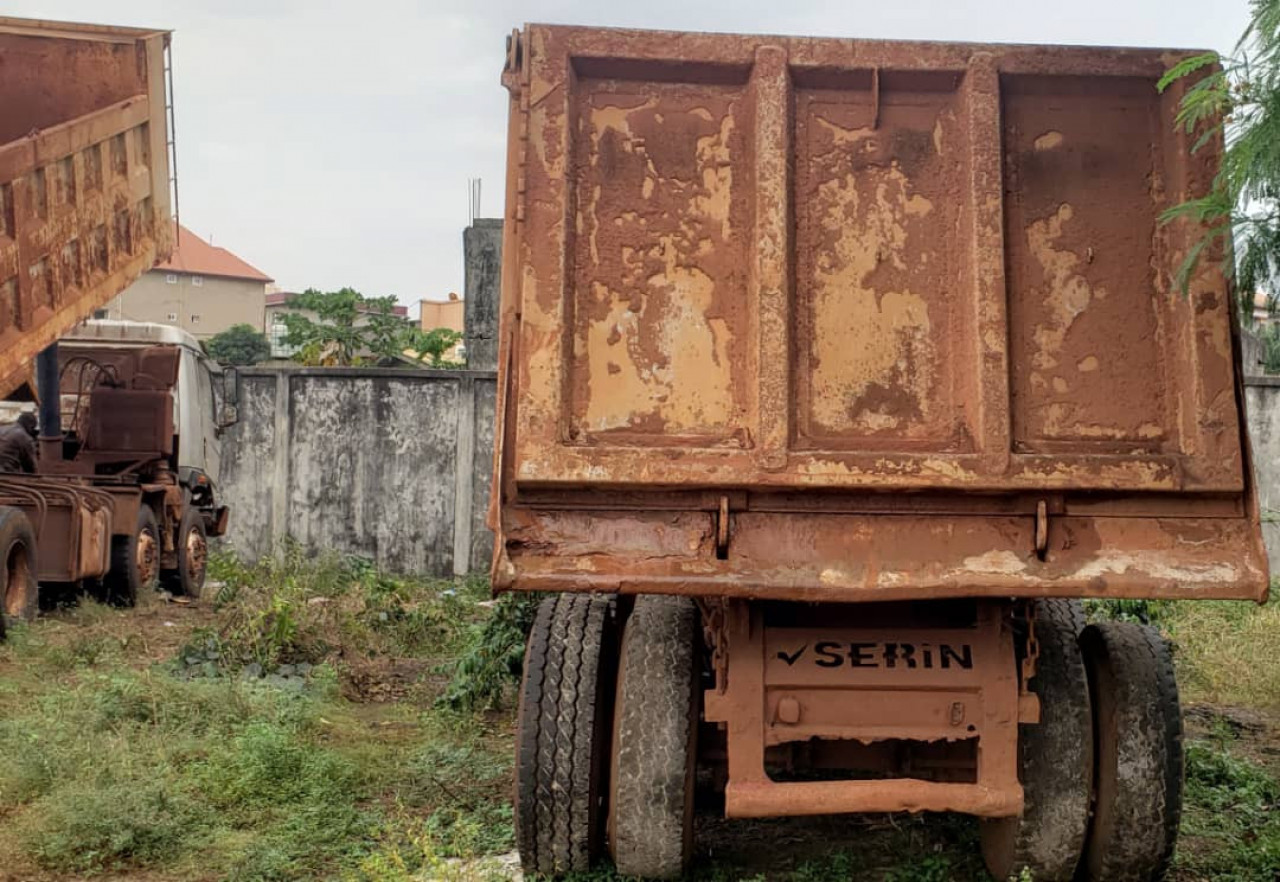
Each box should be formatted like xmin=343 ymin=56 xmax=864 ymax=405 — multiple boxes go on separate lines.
xmin=0 ymin=17 xmax=174 ymax=399
xmin=491 ymin=25 xmax=1269 ymax=603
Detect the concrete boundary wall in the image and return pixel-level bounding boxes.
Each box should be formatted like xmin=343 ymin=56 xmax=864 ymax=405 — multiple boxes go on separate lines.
xmin=220 ymin=367 xmax=496 ymax=576
xmin=1245 ymin=374 xmax=1280 ymax=574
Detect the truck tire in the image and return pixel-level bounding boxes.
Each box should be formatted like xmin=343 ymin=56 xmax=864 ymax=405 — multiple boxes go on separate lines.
xmin=163 ymin=507 xmax=208 ymax=598
xmin=105 ymin=505 xmax=160 ymax=607
xmin=515 ymin=593 xmax=617 ymax=878
xmin=1058 ymin=598 xmax=1087 ymax=634
xmin=981 ymin=599 xmax=1093 ymax=881
xmin=0 ymin=506 xmax=38 ymax=635
xmin=609 ymin=595 xmax=699 ymax=880
xmin=1079 ymin=622 xmax=1183 ymax=882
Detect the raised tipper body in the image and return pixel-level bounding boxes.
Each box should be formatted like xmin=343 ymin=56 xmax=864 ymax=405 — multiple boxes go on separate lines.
xmin=0 ymin=17 xmax=175 ymax=398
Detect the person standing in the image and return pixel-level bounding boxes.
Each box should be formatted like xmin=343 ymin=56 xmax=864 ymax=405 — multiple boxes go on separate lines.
xmin=0 ymin=412 xmax=38 ymax=473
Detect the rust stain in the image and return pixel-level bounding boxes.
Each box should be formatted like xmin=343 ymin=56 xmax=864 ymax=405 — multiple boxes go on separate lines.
xmin=570 ymin=79 xmax=748 ymax=438
xmin=799 ymin=90 xmax=960 ymax=445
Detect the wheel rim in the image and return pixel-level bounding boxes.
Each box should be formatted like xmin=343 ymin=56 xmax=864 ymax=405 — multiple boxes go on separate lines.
xmin=4 ymin=541 xmax=32 ymax=618
xmin=185 ymin=525 xmax=208 ymax=586
xmin=136 ymin=528 xmax=159 ymax=587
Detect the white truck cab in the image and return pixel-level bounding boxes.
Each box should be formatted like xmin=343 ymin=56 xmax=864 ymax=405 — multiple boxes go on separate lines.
xmin=58 ymin=320 xmax=237 ymax=490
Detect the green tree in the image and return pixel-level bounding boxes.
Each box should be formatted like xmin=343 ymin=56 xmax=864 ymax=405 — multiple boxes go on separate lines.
xmin=205 ymin=323 xmax=270 ymax=366
xmin=280 ymin=288 xmax=409 ymax=366
xmin=1161 ymin=0 xmax=1280 ymax=315
xmin=406 ymin=327 xmax=464 ymax=368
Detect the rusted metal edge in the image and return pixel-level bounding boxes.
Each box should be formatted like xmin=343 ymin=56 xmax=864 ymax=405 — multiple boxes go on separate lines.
xmin=0 ymin=97 xmax=149 ymax=180
xmin=497 ymin=508 xmax=1269 ymax=602
xmin=513 ymin=22 xmax=1207 ymax=82
xmin=0 ymin=245 xmax=157 ymax=400
xmin=0 ymin=17 xmax=169 ymax=42
xmin=503 ymin=568 xmax=1268 ymax=603
xmin=724 ymin=779 xmax=1022 ymax=819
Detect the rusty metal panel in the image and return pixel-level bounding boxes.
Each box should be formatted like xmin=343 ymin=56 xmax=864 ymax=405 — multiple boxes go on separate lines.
xmin=0 ymin=18 xmax=174 ymax=399
xmin=0 ymin=476 xmax=113 ymax=581
xmin=500 ymin=25 xmax=1240 ymax=492
xmin=795 ymin=70 xmax=973 ymax=453
xmin=495 ymin=508 xmax=1268 ymax=602
xmin=494 ymin=25 xmax=1268 ymax=603
xmin=703 ymin=600 xmax=1021 ymax=818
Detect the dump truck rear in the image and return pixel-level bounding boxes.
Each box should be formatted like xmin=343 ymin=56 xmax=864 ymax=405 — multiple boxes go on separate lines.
xmin=0 ymin=18 xmax=182 ymax=636
xmin=492 ymin=24 xmax=1269 ymax=881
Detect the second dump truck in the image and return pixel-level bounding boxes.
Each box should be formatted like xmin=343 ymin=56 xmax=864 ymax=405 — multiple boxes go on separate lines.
xmin=491 ymin=24 xmax=1269 ymax=881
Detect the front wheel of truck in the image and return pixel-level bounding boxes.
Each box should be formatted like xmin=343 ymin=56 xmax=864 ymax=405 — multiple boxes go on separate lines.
xmin=105 ymin=505 xmax=160 ymax=607
xmin=163 ymin=507 xmax=208 ymax=599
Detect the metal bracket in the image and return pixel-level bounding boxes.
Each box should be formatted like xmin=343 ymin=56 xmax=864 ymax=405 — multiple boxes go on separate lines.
xmin=716 ymin=494 xmax=730 ymax=559
xmin=1034 ymin=499 xmax=1049 ymax=560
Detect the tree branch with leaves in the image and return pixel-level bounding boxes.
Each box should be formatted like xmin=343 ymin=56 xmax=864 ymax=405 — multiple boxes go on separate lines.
xmin=1161 ymin=0 xmax=1280 ymax=317
xmin=280 ymin=288 xmax=411 ymax=366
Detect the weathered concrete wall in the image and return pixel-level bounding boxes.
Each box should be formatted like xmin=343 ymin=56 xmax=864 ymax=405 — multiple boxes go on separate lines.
xmin=463 ymin=219 xmax=502 ymax=371
xmin=220 ymin=367 xmax=496 ymax=576
xmin=1245 ymin=376 xmax=1280 ymax=574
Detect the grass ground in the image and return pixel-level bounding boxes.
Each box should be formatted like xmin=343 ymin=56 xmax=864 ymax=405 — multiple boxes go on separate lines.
xmin=0 ymin=553 xmax=1276 ymax=881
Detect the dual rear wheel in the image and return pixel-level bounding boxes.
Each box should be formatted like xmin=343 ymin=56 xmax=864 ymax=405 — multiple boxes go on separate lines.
xmin=981 ymin=602 xmax=1184 ymax=882
xmin=515 ymin=593 xmax=698 ymax=880
xmin=104 ymin=503 xmax=208 ymax=607
xmin=516 ymin=595 xmax=1184 ymax=881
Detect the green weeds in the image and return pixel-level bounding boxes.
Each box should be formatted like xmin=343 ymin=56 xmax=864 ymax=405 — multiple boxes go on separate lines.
xmin=1178 ymin=723 xmax=1280 ymax=880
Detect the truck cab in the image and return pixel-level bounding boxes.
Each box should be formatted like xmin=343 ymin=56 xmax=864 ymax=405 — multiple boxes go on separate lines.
xmin=54 ymin=320 xmax=237 ymax=503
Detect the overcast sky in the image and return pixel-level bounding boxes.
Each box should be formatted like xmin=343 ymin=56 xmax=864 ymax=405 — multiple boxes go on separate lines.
xmin=8 ymin=0 xmax=1253 ymax=311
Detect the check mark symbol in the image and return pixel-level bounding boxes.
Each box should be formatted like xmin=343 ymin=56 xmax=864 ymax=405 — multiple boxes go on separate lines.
xmin=776 ymin=644 xmax=807 ymax=666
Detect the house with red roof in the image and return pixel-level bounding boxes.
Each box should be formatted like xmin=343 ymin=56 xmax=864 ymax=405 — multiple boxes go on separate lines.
xmin=98 ymin=224 xmax=273 ymax=340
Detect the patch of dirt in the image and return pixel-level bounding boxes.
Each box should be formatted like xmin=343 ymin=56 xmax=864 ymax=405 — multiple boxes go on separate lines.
xmin=19 ymin=588 xmax=218 ymax=669
xmin=339 ymin=655 xmax=434 ymax=703
xmin=1183 ymin=702 xmax=1280 ymax=772
xmin=694 ymin=811 xmax=984 ymax=880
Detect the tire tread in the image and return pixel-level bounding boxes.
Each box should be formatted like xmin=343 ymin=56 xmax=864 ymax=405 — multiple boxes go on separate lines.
xmin=611 ymin=595 xmax=699 ymax=880
xmin=515 ymin=593 xmax=614 ymax=877
xmin=1080 ymin=621 xmax=1183 ymax=882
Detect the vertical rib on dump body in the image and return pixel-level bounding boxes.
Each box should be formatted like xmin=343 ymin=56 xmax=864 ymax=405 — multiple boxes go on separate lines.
xmin=0 ymin=17 xmax=174 ymax=399
xmin=491 ymin=25 xmax=1269 ymax=603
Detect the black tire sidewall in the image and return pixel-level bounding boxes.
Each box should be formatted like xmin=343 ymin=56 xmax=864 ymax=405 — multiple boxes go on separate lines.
xmin=980 ymin=599 xmax=1093 ymax=882
xmin=609 ymin=595 xmax=700 ymax=880
xmin=514 ymin=594 xmax=617 ymax=877
xmin=1079 ymin=621 xmax=1183 ymax=882
xmin=176 ymin=508 xmax=208 ymax=598
xmin=107 ymin=504 xmax=159 ymax=607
